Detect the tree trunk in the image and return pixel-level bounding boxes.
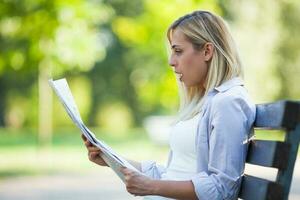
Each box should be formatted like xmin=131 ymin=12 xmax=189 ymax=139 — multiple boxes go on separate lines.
xmin=0 ymin=77 xmax=6 ymax=126
xmin=38 ymin=60 xmax=52 ymax=147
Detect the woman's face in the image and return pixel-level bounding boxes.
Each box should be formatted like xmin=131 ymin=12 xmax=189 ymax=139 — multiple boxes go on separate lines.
xmin=168 ymin=29 xmax=212 ymax=88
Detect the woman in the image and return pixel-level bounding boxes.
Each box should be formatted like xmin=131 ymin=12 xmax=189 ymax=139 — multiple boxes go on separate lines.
xmin=82 ymin=10 xmax=256 ymax=200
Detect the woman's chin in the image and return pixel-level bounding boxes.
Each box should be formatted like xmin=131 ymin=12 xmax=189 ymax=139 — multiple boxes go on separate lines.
xmin=183 ymin=82 xmax=192 ymax=87
xmin=184 ymin=82 xmax=200 ymax=88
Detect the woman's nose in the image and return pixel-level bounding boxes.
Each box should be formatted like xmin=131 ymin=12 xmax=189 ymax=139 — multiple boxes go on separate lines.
xmin=168 ymin=55 xmax=176 ymax=67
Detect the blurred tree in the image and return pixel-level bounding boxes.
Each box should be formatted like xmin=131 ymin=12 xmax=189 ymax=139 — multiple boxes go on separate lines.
xmin=220 ymin=0 xmax=282 ymax=102
xmin=88 ymin=0 xmax=145 ymax=127
xmin=220 ymin=0 xmax=300 ymax=102
xmin=0 ymin=0 xmax=111 ymax=145
xmin=274 ymin=0 xmax=300 ymax=99
xmin=0 ymin=0 xmax=57 ymax=126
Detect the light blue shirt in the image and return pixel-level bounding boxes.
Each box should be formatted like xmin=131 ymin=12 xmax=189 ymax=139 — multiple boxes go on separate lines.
xmin=141 ymin=77 xmax=256 ymax=200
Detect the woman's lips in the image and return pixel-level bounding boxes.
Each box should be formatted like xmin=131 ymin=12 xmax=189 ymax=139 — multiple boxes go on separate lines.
xmin=175 ymin=72 xmax=183 ymax=81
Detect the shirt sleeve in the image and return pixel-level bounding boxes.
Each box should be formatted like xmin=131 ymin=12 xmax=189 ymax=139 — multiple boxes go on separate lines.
xmin=192 ymin=94 xmax=255 ymax=200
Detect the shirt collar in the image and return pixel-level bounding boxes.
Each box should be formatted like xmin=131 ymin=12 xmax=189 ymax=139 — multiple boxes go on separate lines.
xmin=214 ymin=77 xmax=244 ymax=93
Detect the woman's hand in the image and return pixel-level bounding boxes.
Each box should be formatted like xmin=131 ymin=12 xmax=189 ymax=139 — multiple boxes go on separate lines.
xmin=121 ymin=168 xmax=156 ymax=196
xmin=81 ymin=134 xmax=108 ymax=167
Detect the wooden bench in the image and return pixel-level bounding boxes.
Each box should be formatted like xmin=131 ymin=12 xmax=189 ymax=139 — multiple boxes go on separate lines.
xmin=238 ymin=100 xmax=300 ymax=200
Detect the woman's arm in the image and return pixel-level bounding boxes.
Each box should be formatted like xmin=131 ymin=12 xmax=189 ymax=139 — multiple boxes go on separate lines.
xmin=121 ymin=168 xmax=198 ymax=200
xmin=190 ymin=94 xmax=255 ymax=200
xmin=151 ymin=179 xmax=198 ymax=200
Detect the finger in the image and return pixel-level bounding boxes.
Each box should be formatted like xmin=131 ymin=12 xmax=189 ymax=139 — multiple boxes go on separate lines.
xmin=84 ymin=140 xmax=94 ymax=147
xmin=120 ymin=167 xmax=131 ymax=175
xmin=89 ymin=151 xmax=101 ymax=158
xmin=120 ymin=167 xmax=126 ymax=174
xmin=81 ymin=134 xmax=87 ymax=141
xmin=87 ymin=146 xmax=101 ymax=152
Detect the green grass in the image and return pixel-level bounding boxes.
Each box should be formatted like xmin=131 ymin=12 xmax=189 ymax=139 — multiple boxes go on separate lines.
xmin=0 ymin=127 xmax=169 ymax=179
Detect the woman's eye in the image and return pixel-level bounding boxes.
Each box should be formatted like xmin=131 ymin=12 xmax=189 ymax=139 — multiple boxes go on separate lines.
xmin=174 ymin=49 xmax=182 ymax=54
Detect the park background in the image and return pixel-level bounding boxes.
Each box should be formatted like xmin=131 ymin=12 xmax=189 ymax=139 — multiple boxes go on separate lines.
xmin=0 ymin=0 xmax=300 ymax=199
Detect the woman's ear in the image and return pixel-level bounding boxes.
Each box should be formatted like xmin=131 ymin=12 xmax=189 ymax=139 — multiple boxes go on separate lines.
xmin=204 ymin=43 xmax=214 ymax=61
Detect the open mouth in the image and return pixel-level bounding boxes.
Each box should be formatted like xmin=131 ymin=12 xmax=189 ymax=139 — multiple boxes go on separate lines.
xmin=175 ymin=72 xmax=183 ymax=81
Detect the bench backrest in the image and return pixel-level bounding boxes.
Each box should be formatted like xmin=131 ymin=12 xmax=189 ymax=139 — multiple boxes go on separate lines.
xmin=238 ymin=100 xmax=300 ymax=200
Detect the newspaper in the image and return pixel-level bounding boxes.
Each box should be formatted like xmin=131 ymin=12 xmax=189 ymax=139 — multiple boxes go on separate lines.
xmin=49 ymin=78 xmax=140 ymax=183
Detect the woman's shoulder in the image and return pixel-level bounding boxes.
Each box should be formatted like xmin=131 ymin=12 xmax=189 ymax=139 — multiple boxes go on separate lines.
xmin=214 ymin=84 xmax=250 ymax=101
xmin=211 ymin=85 xmax=256 ymax=115
xmin=208 ymin=77 xmax=252 ymax=104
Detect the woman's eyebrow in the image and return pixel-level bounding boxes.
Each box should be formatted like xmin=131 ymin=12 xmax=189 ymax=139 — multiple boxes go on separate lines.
xmin=171 ymin=44 xmax=181 ymax=49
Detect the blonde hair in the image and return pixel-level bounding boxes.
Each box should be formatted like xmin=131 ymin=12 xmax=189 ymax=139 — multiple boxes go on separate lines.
xmin=167 ymin=11 xmax=243 ymax=122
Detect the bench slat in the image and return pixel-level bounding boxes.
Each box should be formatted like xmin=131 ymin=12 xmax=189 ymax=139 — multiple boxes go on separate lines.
xmin=246 ymin=140 xmax=290 ymax=169
xmin=239 ymin=175 xmax=283 ymax=200
xmin=255 ymin=101 xmax=300 ymax=130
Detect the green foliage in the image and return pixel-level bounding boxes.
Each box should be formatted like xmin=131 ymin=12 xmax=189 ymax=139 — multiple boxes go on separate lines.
xmin=222 ymin=0 xmax=300 ymax=103
xmin=0 ymin=0 xmax=111 ymax=127
xmin=274 ymin=1 xmax=300 ymax=99
xmin=1 ymin=0 xmax=299 ymax=130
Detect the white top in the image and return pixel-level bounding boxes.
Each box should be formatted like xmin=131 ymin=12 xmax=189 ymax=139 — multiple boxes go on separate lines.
xmin=161 ymin=113 xmax=200 ymax=180
xmin=144 ymin=114 xmax=200 ymax=200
